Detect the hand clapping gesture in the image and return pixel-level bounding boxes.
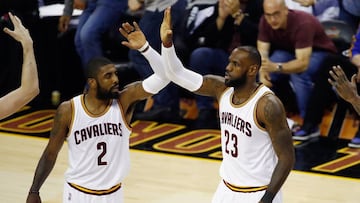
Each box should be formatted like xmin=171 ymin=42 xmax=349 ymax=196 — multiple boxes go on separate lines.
xmin=328 ymin=65 xmax=359 ymax=103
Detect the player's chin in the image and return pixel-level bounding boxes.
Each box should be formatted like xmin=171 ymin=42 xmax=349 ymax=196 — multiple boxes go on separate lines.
xmin=110 ymin=88 xmax=120 ymax=97
xmin=110 ymin=91 xmax=119 ymax=98
xmin=224 ymin=79 xmax=231 ymax=87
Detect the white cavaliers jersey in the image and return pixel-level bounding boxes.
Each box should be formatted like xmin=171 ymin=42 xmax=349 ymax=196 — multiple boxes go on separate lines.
xmin=65 ymin=95 xmax=131 ymax=190
xmin=218 ymin=84 xmax=278 ymax=187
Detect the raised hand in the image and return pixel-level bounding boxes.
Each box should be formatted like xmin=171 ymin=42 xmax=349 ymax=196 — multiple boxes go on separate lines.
xmin=119 ymin=21 xmax=147 ymax=50
xmin=3 ymin=12 xmax=32 ymax=45
xmin=328 ymin=65 xmax=358 ymax=103
xmin=160 ymin=7 xmax=173 ymax=48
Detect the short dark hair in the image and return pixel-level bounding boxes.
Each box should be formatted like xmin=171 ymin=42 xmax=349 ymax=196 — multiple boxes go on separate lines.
xmin=237 ymin=46 xmax=262 ymax=68
xmin=86 ymin=57 xmax=113 ymax=78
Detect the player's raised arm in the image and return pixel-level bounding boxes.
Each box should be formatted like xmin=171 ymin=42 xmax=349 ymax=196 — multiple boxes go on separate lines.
xmin=0 ymin=12 xmax=39 ymax=120
xmin=160 ymin=7 xmax=226 ymax=100
xmin=119 ymin=21 xmax=169 ymax=97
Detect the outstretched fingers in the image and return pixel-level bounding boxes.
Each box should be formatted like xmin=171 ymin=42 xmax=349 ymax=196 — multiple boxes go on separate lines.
xmin=160 ymin=7 xmax=174 ymax=47
xmin=3 ymin=12 xmax=31 ymax=43
xmin=133 ymin=21 xmax=141 ymax=32
xmin=164 ymin=7 xmax=172 ymax=26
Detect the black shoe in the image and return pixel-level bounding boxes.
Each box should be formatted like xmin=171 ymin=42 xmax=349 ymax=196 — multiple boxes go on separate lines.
xmin=133 ymin=106 xmax=182 ymax=123
xmin=194 ymin=109 xmax=219 ymax=129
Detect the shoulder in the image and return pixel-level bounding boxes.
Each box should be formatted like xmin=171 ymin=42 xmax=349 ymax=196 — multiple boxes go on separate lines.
xmin=290 ymin=10 xmax=318 ymax=25
xmin=57 ymin=100 xmax=72 ymax=113
xmin=54 ymin=100 xmax=73 ymax=124
xmin=256 ymin=93 xmax=285 ymax=123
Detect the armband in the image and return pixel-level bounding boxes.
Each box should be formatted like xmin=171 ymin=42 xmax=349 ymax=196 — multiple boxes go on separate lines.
xmin=138 ymin=41 xmax=150 ymax=53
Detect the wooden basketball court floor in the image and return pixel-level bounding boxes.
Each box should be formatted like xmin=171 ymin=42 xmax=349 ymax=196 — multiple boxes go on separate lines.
xmin=1 ymin=105 xmax=360 ymax=203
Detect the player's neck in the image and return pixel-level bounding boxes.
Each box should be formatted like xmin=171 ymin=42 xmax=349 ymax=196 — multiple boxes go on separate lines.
xmin=83 ymin=94 xmax=111 ymax=115
xmin=232 ymin=83 xmax=260 ymax=104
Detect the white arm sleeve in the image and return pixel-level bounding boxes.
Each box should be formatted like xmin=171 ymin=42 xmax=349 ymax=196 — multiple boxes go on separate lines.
xmin=162 ymin=44 xmax=203 ymax=92
xmin=142 ymin=74 xmax=168 ymax=94
xmin=141 ymin=43 xmax=169 ymax=80
xmin=140 ymin=42 xmax=170 ymax=94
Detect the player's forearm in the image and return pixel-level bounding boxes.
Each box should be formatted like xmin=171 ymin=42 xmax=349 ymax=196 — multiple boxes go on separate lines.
xmin=262 ymin=133 xmax=295 ymax=202
xmin=30 ymin=153 xmax=58 ymax=192
xmin=261 ymin=159 xmax=293 ymax=202
xmin=161 ymin=44 xmax=203 ymax=92
xmin=141 ymin=42 xmax=168 ymax=81
xmin=0 ymin=42 xmax=39 ymax=119
xmin=139 ymin=42 xmax=169 ymax=94
xmin=20 ymin=41 xmax=40 ymax=101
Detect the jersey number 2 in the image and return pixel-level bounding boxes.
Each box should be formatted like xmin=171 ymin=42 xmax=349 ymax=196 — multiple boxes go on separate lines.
xmin=97 ymin=142 xmax=108 ymax=165
xmin=224 ymin=130 xmax=238 ymax=158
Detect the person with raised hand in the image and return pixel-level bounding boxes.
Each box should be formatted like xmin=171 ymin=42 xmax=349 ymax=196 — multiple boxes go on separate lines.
xmin=0 ymin=12 xmax=39 ymax=120
xmin=26 ymin=22 xmax=169 ymax=203
xmin=328 ymin=65 xmax=360 ymax=115
xmin=118 ymin=7 xmax=293 ymax=203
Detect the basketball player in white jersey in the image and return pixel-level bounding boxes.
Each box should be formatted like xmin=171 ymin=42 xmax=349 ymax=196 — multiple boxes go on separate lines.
xmin=121 ymin=7 xmax=295 ymax=203
xmin=26 ymin=24 xmax=170 ymax=202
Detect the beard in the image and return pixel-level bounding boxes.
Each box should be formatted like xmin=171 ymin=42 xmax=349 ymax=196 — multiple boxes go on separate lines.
xmin=225 ymin=74 xmax=247 ymax=88
xmin=96 ymin=85 xmax=119 ymax=100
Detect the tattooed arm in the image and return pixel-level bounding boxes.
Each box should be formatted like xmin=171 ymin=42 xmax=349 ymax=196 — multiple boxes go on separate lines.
xmin=26 ymin=101 xmax=71 ymax=203
xmin=256 ymin=93 xmax=295 ymax=203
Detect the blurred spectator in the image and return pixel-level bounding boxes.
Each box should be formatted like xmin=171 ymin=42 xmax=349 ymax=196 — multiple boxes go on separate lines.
xmin=293 ymin=28 xmax=360 ymax=142
xmin=286 ymin=0 xmax=340 ymax=22
xmin=328 ymin=66 xmax=360 ymax=148
xmin=127 ymin=0 xmax=187 ymax=122
xmin=257 ymin=0 xmax=337 ymax=120
xmin=187 ymin=0 xmax=264 ymax=128
xmin=58 ymin=0 xmax=128 ymax=71
xmin=285 ymin=0 xmax=311 ymax=13
xmin=339 ymin=0 xmax=360 ymax=32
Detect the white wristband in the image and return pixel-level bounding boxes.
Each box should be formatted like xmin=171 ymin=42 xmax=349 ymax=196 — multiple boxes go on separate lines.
xmin=138 ymin=41 xmax=150 ymax=53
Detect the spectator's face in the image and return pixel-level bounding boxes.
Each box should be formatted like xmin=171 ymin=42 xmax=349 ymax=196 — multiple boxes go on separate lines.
xmin=263 ymin=0 xmax=288 ymax=30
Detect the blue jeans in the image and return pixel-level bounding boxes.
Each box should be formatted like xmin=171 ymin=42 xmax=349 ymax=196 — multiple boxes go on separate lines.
xmin=269 ymin=50 xmax=329 ymax=117
xmin=189 ymin=47 xmax=229 ymax=110
xmin=74 ymin=0 xmax=127 ymax=69
xmin=128 ymin=0 xmax=186 ymax=110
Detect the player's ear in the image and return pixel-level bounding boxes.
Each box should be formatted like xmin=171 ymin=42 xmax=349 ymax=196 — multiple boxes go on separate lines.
xmin=248 ymin=65 xmax=259 ymax=76
xmin=87 ymin=78 xmax=96 ymax=88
